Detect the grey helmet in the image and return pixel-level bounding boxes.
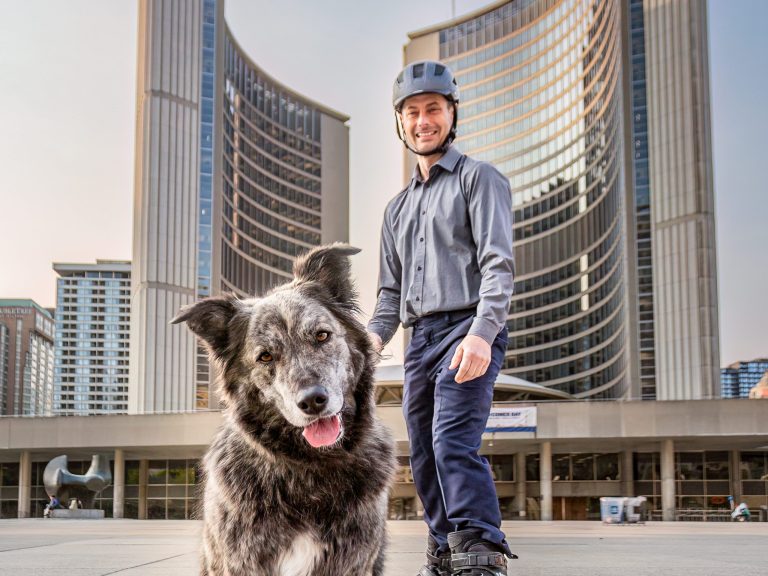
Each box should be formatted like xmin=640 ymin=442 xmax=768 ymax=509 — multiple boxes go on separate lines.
xmin=392 ymin=60 xmax=460 ymax=111
xmin=392 ymin=60 xmax=460 ymax=155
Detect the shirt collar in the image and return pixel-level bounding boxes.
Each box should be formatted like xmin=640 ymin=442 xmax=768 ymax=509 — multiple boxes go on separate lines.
xmin=410 ymin=145 xmax=464 ymax=184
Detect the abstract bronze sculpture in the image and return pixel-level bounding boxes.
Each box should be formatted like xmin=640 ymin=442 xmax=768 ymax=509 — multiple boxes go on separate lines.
xmin=43 ymin=454 xmax=112 ymax=510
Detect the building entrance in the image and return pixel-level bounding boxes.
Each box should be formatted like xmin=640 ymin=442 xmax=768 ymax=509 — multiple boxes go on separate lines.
xmin=552 ymin=497 xmax=602 ymax=521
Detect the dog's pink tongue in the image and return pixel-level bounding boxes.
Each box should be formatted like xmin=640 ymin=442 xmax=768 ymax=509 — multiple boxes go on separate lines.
xmin=302 ymin=415 xmax=341 ymax=448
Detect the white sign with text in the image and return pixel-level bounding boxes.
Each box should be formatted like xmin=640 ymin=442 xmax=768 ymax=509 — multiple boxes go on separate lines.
xmin=485 ymin=406 xmax=537 ymax=433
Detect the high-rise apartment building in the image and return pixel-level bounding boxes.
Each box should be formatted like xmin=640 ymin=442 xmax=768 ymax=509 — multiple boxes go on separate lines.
xmin=403 ymin=0 xmax=719 ymax=400
xmin=721 ymin=359 xmax=768 ymax=399
xmin=0 ymin=300 xmax=55 ymax=416
xmin=53 ymin=260 xmax=131 ymax=415
xmin=130 ymin=0 xmax=349 ymax=413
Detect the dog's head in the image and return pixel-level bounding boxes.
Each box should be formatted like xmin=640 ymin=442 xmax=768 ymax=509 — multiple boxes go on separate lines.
xmin=172 ymin=244 xmax=375 ymax=454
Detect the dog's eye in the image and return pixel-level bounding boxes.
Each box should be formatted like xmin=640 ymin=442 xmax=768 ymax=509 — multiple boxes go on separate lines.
xmin=258 ymin=351 xmax=273 ymax=363
xmin=316 ymin=331 xmax=329 ymax=343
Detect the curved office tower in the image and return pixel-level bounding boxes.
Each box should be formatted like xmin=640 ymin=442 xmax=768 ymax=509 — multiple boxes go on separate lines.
xmin=407 ymin=0 xmax=630 ymax=398
xmin=130 ymin=0 xmax=349 ymax=413
xmin=220 ymin=30 xmax=349 ymax=296
xmin=405 ymin=0 xmax=720 ymax=400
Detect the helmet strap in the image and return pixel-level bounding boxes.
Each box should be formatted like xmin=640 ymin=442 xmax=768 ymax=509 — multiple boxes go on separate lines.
xmin=394 ymin=102 xmax=458 ymax=157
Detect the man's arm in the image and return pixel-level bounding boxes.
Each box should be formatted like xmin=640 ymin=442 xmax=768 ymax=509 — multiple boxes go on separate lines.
xmin=367 ymin=209 xmax=403 ymax=348
xmin=453 ymin=163 xmax=515 ymax=383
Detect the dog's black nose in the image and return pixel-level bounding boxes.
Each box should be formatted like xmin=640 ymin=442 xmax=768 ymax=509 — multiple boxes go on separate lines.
xmin=297 ymin=386 xmax=329 ymax=415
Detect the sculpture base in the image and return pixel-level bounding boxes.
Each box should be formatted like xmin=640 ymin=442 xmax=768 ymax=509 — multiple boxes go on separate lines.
xmin=50 ymin=509 xmax=105 ymax=519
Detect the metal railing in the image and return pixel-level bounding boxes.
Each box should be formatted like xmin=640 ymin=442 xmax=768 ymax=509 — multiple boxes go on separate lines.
xmin=650 ymin=509 xmax=737 ymax=522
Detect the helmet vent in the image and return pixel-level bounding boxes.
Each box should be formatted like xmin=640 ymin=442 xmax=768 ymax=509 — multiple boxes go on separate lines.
xmin=396 ymin=71 xmax=404 ymax=85
xmin=413 ymin=63 xmax=425 ymax=79
xmin=434 ymin=64 xmax=445 ymax=76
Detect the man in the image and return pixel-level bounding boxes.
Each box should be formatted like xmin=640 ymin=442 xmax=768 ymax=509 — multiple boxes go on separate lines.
xmin=367 ymin=61 xmax=516 ymax=576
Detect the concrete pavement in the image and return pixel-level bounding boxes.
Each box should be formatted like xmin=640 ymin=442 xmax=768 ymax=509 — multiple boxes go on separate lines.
xmin=0 ymin=519 xmax=766 ymax=575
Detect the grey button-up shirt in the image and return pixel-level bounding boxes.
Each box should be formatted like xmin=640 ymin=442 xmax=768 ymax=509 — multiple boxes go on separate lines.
xmin=368 ymin=146 xmax=515 ymax=345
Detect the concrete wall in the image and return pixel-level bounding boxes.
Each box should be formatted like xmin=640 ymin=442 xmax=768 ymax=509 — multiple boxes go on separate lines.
xmin=320 ymin=115 xmax=350 ymax=245
xmin=2 ymin=400 xmax=767 ymax=458
xmin=0 ymin=412 xmax=219 ymax=456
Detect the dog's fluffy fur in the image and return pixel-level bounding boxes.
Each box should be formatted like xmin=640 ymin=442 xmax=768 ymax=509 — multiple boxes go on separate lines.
xmin=173 ymin=244 xmax=395 ymax=576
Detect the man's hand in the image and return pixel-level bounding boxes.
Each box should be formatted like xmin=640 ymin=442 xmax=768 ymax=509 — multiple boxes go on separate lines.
xmin=367 ymin=331 xmax=383 ymax=354
xmin=449 ymin=334 xmax=491 ymax=383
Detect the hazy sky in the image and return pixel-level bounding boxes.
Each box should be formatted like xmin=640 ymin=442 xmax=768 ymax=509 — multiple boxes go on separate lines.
xmin=0 ymin=0 xmax=765 ymax=367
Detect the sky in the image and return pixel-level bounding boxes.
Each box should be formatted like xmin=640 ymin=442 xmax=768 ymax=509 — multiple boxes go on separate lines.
xmin=0 ymin=0 xmax=765 ymax=367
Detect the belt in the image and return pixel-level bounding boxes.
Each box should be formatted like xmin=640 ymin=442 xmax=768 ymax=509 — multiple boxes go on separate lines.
xmin=413 ymin=307 xmax=476 ymax=328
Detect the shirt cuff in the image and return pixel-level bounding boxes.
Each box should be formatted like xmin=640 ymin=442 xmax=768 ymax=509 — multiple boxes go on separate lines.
xmin=468 ymin=316 xmax=499 ymax=346
xmin=367 ymin=322 xmax=396 ymax=347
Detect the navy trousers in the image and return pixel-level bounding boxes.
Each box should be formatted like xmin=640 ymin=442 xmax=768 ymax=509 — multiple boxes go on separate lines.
xmin=403 ymin=310 xmax=510 ymax=554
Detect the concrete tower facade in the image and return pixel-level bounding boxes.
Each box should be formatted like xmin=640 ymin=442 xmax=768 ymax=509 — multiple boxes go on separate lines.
xmin=640 ymin=0 xmax=720 ymax=399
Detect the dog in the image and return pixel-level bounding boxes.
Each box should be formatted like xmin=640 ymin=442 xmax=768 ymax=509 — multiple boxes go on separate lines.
xmin=172 ymin=244 xmax=395 ymax=576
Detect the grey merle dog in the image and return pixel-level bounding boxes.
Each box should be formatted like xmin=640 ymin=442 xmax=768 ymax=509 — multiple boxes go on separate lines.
xmin=172 ymin=244 xmax=395 ymax=576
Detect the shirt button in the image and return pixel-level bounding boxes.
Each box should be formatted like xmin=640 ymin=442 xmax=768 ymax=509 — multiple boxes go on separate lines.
xmin=417 ymin=266 xmax=422 ymax=271
xmin=415 ymin=297 xmax=420 ymax=302
xmin=419 ymin=237 xmax=424 ymax=242
xmin=422 ymin=211 xmax=426 ymax=215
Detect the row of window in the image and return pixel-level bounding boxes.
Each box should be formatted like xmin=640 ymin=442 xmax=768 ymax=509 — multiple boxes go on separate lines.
xmin=457 ymin=4 xmax=612 ymax=126
xmin=509 ymin=287 xmax=623 ymax=353
xmin=230 ymin=110 xmax=322 ymax=178
xmin=511 ymin=258 xmax=622 ymax=333
xmin=220 ymin=242 xmax=292 ymax=298
xmin=224 ymin=120 xmax=322 ymax=196
xmin=225 ymin=34 xmax=323 ymax=145
xmin=441 ymin=0 xmax=562 ymax=61
xmin=459 ymin=12 xmax=614 ymax=113
xmin=57 ymin=312 xmax=129 ymax=320
xmin=507 ymin=342 xmax=626 ymax=397
xmin=511 ymin=233 xmax=621 ymax=316
xmin=459 ymin=41 xmax=619 ymax=156
xmin=56 ymin=275 xmax=128 ymax=282
xmin=224 ymin=161 xmax=322 ymax=233
xmin=512 ymin=160 xmax=617 ymax=243
xmin=228 ymin=83 xmax=322 ymax=158
xmin=513 ymin=178 xmax=623 ymax=274
xmin=506 ymin=312 xmax=622 ymax=371
xmin=223 ymin=180 xmax=321 ymax=244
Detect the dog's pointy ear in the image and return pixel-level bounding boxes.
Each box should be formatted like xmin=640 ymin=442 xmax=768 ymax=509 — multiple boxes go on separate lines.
xmin=170 ymin=295 xmax=240 ymax=358
xmin=293 ymin=243 xmax=361 ymax=308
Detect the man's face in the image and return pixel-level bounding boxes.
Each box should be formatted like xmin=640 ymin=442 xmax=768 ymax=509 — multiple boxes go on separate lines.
xmin=399 ymin=93 xmax=454 ymax=154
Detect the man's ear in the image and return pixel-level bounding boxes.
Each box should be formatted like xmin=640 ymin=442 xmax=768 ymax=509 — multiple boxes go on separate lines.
xmin=171 ymin=295 xmax=241 ymax=359
xmin=292 ymin=243 xmax=361 ymax=311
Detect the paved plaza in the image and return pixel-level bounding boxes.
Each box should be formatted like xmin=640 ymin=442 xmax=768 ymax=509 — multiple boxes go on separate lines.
xmin=0 ymin=519 xmax=766 ymax=575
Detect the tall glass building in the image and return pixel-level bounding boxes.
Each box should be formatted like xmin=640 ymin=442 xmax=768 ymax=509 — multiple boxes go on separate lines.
xmin=53 ymin=261 xmax=131 ymax=415
xmin=0 ymin=300 xmax=54 ymax=416
xmin=130 ymin=0 xmax=349 ymax=413
xmin=404 ymin=0 xmax=719 ymax=400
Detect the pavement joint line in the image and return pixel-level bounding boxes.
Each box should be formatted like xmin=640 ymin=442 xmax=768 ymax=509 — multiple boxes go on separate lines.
xmin=98 ymin=550 xmax=197 ymax=575
xmin=0 ymin=534 xmax=126 ymax=555
xmin=0 ymin=542 xmax=71 ymax=554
